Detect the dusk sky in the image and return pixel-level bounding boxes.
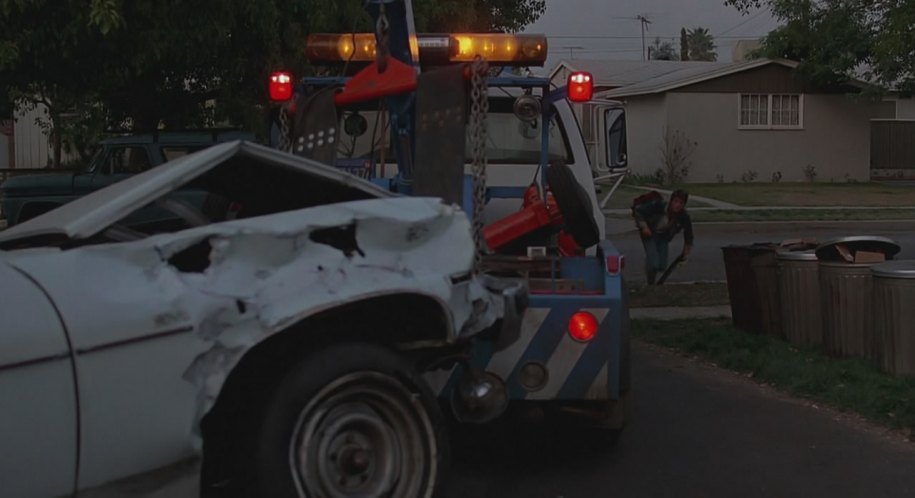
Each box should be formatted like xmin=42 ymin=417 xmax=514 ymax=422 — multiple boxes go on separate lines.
xmin=521 ymin=0 xmax=780 ymax=68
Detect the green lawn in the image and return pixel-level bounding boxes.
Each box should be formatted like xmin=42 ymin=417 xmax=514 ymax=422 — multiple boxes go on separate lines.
xmin=633 ymin=318 xmax=915 ymax=438
xmin=628 ymin=282 xmax=730 ymax=308
xmin=670 ymin=183 xmax=915 ymax=207
xmin=597 ymin=184 xmax=713 ymax=209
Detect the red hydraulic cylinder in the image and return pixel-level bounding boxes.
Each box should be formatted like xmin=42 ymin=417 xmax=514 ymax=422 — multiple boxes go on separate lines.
xmin=483 ymin=201 xmax=554 ymax=250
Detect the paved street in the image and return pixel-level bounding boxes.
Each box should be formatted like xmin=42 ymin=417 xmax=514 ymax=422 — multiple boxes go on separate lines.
xmin=606 ymin=219 xmax=915 ymax=285
xmin=446 ymin=342 xmax=915 ymax=497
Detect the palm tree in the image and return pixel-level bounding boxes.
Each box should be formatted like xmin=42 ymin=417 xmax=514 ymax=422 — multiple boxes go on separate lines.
xmin=680 ymin=28 xmax=690 ymax=60
xmin=687 ymin=27 xmax=718 ymax=61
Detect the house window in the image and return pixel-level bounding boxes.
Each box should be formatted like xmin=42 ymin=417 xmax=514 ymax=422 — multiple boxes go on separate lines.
xmin=740 ymin=94 xmax=769 ymax=127
xmin=739 ymin=94 xmax=803 ymax=129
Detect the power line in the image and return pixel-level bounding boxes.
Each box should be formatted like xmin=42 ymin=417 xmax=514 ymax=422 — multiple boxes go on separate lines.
xmin=718 ymin=7 xmax=772 ymax=37
xmin=548 ymin=34 xmax=769 ymax=40
xmin=575 ymin=48 xmax=645 ymax=53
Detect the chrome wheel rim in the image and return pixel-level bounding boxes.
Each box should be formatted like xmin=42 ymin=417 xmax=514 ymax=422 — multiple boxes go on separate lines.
xmin=290 ymin=371 xmax=437 ymax=498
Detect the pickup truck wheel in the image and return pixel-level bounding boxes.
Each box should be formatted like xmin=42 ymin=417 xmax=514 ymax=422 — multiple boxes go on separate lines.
xmin=250 ymin=342 xmax=448 ymax=498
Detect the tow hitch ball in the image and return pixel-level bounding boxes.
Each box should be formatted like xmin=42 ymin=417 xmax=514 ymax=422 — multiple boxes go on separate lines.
xmin=450 ymin=362 xmax=508 ymax=424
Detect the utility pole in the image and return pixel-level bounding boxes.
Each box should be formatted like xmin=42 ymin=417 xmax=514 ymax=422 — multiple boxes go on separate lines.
xmin=636 ymin=15 xmax=652 ymax=61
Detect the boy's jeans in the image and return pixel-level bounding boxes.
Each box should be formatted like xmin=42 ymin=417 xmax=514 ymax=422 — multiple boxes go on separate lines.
xmin=641 ymin=234 xmax=669 ymax=285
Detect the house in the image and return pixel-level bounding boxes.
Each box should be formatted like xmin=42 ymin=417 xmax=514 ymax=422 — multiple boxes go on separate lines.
xmin=551 ymin=58 xmax=909 ymax=183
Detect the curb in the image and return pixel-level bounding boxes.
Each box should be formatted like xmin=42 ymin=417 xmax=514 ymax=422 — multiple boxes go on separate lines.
xmin=631 ymin=305 xmax=732 ymax=321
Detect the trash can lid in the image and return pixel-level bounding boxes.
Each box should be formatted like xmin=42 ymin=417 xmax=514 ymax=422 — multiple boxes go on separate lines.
xmin=814 ymin=236 xmax=901 ymax=262
xmin=870 ymin=260 xmax=915 ymax=279
xmin=777 ymin=249 xmax=818 ymax=261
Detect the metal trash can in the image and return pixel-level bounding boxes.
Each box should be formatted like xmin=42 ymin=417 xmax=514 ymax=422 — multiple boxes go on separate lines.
xmin=777 ymin=250 xmax=821 ymax=347
xmin=871 ymin=261 xmax=915 ymax=376
xmin=817 ymin=236 xmax=901 ymax=359
xmin=751 ymin=249 xmax=782 ymax=337
xmin=722 ymin=243 xmax=776 ymax=334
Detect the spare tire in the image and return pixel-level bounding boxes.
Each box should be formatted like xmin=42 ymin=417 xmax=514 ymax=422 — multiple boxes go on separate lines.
xmin=546 ymin=162 xmax=601 ymax=248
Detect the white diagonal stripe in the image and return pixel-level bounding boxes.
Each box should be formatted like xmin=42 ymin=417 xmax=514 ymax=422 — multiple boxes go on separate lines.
xmin=484 ymin=308 xmax=551 ymax=381
xmin=584 ymin=362 xmax=610 ymax=400
xmin=527 ymin=308 xmax=609 ymax=400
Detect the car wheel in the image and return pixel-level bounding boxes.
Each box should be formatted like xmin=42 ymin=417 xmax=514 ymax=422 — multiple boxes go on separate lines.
xmin=249 ymin=342 xmax=448 ymax=498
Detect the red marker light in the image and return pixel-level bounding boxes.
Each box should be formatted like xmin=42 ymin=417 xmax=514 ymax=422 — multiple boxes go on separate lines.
xmin=568 ymin=72 xmax=593 ymax=102
xmin=269 ymin=71 xmax=294 ymax=102
xmin=568 ymin=311 xmax=599 ymax=342
xmin=607 ymin=255 xmax=624 ymax=275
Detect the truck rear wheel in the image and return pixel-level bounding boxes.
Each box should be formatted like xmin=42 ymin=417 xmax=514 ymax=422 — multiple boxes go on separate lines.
xmin=249 ymin=342 xmax=448 ymax=498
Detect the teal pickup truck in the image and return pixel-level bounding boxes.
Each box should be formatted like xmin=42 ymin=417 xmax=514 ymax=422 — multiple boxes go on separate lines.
xmin=0 ymin=130 xmax=254 ymax=225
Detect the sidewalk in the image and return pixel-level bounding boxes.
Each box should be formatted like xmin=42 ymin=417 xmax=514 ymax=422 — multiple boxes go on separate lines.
xmin=631 ymin=305 xmax=732 ymax=321
xmin=609 ymin=185 xmax=915 ymax=213
xmin=623 ymin=185 xmax=739 ymax=208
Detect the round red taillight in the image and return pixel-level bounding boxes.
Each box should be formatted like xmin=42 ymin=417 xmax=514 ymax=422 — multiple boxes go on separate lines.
xmin=568 ymin=311 xmax=598 ymax=342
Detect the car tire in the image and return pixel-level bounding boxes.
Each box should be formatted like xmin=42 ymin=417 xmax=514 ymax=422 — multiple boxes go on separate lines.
xmin=546 ymin=162 xmax=601 ymax=248
xmin=246 ymin=342 xmax=449 ymax=498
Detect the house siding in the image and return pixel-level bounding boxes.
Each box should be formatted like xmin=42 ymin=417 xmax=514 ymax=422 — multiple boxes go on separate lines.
xmin=896 ymin=99 xmax=915 ymax=119
xmin=14 ymin=105 xmax=51 ymax=169
xmin=622 ymin=94 xmax=668 ymax=179
xmin=0 ymin=135 xmax=9 ymax=168
xmin=657 ymin=92 xmax=876 ymax=182
xmin=871 ymin=121 xmax=915 ymax=175
xmin=675 ymin=64 xmax=853 ymax=94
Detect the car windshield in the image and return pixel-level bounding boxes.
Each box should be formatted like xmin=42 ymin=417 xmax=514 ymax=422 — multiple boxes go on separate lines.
xmin=334 ymin=96 xmax=572 ymax=165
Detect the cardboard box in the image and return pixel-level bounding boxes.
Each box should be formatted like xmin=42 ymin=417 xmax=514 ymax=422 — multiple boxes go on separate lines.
xmin=854 ymin=250 xmax=886 ymax=263
xmin=835 ymin=244 xmax=854 ymax=263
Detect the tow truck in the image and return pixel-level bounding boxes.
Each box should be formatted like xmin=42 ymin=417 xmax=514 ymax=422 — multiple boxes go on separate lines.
xmin=268 ymin=0 xmax=631 ymax=443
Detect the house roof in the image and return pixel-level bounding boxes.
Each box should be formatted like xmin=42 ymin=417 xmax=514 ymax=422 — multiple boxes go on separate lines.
xmin=551 ymin=58 xmax=804 ymax=98
xmin=550 ymin=59 xmax=733 ymax=89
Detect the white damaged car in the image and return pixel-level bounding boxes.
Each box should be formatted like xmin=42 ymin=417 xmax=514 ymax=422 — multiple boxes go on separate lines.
xmin=0 ymin=141 xmax=525 ymax=498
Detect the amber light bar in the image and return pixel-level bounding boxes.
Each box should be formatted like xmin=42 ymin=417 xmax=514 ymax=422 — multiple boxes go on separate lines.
xmin=305 ymin=33 xmax=548 ymax=66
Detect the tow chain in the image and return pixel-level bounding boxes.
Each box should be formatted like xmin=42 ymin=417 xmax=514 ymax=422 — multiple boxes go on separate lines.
xmin=278 ymin=104 xmax=292 ymax=153
xmin=469 ymin=56 xmax=489 ymax=274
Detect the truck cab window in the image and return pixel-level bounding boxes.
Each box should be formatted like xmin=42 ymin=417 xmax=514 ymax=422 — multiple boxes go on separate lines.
xmin=105 ymin=147 xmax=152 ymax=174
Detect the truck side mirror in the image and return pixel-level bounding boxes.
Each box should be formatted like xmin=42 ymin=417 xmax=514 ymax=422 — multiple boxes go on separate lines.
xmin=604 ymin=109 xmax=627 ymax=168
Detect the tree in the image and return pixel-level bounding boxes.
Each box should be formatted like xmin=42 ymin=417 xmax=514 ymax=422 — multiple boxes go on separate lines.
xmin=726 ymin=0 xmax=909 ymax=93
xmin=649 ymin=37 xmax=679 ymax=61
xmin=687 ymin=27 xmax=718 ymax=61
xmin=680 ymin=28 xmax=690 ymax=61
xmin=0 ymin=0 xmax=546 ymax=165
